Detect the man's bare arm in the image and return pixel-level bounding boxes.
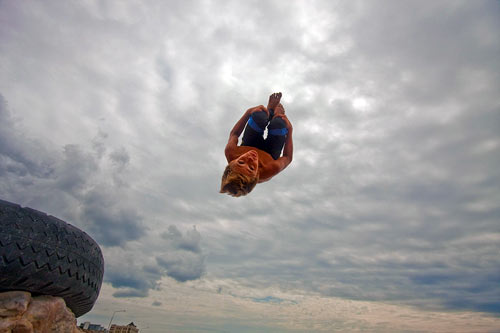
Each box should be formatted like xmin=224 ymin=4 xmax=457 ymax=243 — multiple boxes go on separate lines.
xmin=276 ymin=131 xmax=293 ymax=171
xmin=275 ymin=115 xmax=293 ymax=172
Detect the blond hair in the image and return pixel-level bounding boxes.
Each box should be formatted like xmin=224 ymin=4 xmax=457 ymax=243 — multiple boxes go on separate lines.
xmin=219 ymin=164 xmax=258 ymax=197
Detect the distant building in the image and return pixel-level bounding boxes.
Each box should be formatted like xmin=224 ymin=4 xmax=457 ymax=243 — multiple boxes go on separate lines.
xmin=79 ymin=321 xmax=106 ymax=332
xmin=109 ymin=322 xmax=139 ymax=333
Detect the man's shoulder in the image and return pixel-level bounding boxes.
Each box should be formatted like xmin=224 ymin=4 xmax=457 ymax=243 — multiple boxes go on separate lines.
xmin=259 ymin=156 xmax=291 ymax=181
xmin=257 ymin=157 xmax=283 ymax=183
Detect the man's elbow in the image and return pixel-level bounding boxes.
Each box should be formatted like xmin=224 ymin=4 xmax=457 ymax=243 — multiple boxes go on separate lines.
xmin=283 ymin=150 xmax=293 ymax=162
xmin=279 ymin=155 xmax=292 ymax=170
xmin=224 ymin=143 xmax=234 ymax=156
xmin=229 ymin=131 xmax=239 ymax=140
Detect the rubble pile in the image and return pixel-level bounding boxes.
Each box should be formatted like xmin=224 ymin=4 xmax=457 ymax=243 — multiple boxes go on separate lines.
xmin=0 ymin=291 xmax=83 ymax=332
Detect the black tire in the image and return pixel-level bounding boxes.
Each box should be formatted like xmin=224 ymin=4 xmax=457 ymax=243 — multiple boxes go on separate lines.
xmin=0 ymin=199 xmax=104 ymax=317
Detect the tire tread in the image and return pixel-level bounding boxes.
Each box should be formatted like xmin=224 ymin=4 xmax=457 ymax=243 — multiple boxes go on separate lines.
xmin=0 ymin=199 xmax=104 ymax=317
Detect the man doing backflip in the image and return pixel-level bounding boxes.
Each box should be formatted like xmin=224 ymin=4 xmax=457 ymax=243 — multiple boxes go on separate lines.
xmin=220 ymin=92 xmax=293 ymax=197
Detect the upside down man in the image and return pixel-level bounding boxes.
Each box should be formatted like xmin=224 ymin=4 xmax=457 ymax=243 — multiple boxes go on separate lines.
xmin=220 ymin=92 xmax=293 ymax=197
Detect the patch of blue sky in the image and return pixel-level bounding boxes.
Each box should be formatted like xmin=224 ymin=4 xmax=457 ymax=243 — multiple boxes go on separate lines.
xmin=251 ymin=296 xmax=297 ymax=305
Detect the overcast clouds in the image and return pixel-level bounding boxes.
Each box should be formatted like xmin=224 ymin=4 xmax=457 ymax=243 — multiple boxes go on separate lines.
xmin=1 ymin=0 xmax=499 ymax=331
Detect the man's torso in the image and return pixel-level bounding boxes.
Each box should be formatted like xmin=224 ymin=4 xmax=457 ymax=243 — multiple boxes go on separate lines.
xmin=226 ymin=146 xmax=280 ymax=183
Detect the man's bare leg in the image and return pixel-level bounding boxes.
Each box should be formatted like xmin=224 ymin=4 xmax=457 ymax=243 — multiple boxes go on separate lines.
xmin=273 ymin=103 xmax=285 ymax=118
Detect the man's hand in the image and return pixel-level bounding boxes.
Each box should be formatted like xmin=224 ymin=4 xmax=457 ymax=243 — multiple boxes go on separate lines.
xmin=248 ymin=105 xmax=269 ymax=118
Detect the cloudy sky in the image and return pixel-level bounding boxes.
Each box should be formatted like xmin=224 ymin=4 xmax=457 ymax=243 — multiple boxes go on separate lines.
xmin=1 ymin=0 xmax=499 ymax=331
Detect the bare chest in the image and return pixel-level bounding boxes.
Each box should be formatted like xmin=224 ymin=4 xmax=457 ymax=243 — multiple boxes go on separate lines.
xmin=232 ymin=146 xmax=278 ymax=183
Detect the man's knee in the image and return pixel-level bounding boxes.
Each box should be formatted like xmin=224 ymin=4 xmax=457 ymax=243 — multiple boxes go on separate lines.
xmin=251 ymin=111 xmax=269 ymax=128
xmin=268 ymin=116 xmax=286 ymax=129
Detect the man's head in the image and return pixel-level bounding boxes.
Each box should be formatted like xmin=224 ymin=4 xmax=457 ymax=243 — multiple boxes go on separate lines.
xmin=220 ymin=150 xmax=259 ymax=197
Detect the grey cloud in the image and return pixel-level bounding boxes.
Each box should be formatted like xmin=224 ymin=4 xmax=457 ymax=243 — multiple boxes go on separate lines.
xmin=350 ymin=1 xmax=500 ymax=106
xmin=56 ymin=144 xmax=98 ymax=193
xmin=103 ymin=225 xmax=206 ymax=297
xmin=109 ymin=147 xmax=131 ymax=187
xmin=82 ymin=187 xmax=145 ymax=247
xmin=113 ymin=289 xmax=149 ymax=298
xmin=104 ymin=253 xmax=163 ymax=298
xmin=91 ymin=131 xmax=108 ymax=159
xmin=0 ymin=94 xmax=55 ymax=180
xmin=109 ymin=147 xmax=130 ymax=169
xmin=157 ymin=252 xmax=205 ymax=282
xmin=0 ymin=94 xmax=144 ymax=247
xmin=161 ymin=225 xmax=201 ymax=253
xmin=106 ymin=273 xmax=153 ymax=292
xmin=2 ymin=0 xmax=500 ymax=321
xmin=143 ymin=264 xmax=162 ymax=275
xmin=156 ymin=226 xmax=205 ymax=282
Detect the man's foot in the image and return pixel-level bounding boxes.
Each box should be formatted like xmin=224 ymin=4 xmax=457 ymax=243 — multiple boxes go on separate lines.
xmin=267 ymin=92 xmax=282 ymax=111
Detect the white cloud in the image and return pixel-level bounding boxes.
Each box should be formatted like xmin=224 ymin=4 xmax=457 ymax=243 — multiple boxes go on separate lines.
xmin=1 ymin=0 xmax=500 ymax=331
